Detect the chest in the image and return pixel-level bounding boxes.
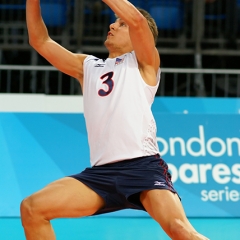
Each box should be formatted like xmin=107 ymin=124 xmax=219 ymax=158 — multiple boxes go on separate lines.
xmin=88 ymin=57 xmax=139 ymax=96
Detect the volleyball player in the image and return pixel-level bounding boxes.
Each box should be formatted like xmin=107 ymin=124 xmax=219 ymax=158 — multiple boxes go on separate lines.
xmin=21 ymin=1 xmax=209 ymax=239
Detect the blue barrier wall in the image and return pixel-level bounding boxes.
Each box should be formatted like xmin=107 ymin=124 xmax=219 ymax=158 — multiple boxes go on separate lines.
xmin=0 ymin=96 xmax=240 ymax=217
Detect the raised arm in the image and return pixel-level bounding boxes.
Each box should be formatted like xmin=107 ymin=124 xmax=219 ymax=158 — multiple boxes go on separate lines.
xmin=26 ymin=0 xmax=87 ymax=85
xmin=102 ymin=0 xmax=160 ymax=85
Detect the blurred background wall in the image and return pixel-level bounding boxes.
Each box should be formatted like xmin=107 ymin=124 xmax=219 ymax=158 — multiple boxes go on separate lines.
xmin=0 ymin=0 xmax=240 ymax=97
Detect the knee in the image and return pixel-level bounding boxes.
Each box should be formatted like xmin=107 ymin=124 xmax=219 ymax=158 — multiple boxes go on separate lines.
xmin=20 ymin=196 xmax=40 ymax=226
xmin=168 ymin=218 xmax=192 ymax=240
xmin=168 ymin=218 xmax=209 ymax=240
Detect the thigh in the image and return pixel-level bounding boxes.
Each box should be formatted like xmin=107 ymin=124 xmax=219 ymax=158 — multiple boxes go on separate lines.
xmin=140 ymin=189 xmax=195 ymax=234
xmin=26 ymin=177 xmax=105 ymax=220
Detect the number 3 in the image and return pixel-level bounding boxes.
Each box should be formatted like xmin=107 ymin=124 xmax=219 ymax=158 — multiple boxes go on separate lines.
xmin=98 ymin=72 xmax=114 ymax=97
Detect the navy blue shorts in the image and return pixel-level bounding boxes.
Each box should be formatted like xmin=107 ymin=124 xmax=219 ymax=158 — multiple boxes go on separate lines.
xmin=70 ymin=154 xmax=179 ymax=215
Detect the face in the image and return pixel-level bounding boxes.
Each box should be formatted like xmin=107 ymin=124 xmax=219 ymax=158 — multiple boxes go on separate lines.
xmin=104 ymin=18 xmax=133 ymax=52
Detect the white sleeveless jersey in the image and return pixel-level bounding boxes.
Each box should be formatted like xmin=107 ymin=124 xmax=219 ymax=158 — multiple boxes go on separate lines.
xmin=83 ymin=51 xmax=161 ymax=166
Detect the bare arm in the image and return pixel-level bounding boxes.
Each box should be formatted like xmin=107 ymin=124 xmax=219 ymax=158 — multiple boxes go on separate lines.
xmin=102 ymin=0 xmax=160 ymax=86
xmin=26 ymin=0 xmax=87 ymax=85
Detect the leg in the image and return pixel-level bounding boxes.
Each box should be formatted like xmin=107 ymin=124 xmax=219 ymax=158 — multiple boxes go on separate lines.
xmin=140 ymin=189 xmax=209 ymax=240
xmin=20 ymin=177 xmax=105 ymax=240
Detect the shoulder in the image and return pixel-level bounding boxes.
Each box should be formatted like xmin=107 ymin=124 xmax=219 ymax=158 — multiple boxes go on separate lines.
xmin=82 ymin=55 xmax=100 ymax=64
xmin=75 ymin=54 xmax=90 ymax=65
xmin=74 ymin=53 xmax=103 ymax=67
xmin=124 ymin=51 xmax=138 ymax=65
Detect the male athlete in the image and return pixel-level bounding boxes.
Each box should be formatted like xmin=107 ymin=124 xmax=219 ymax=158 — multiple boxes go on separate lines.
xmin=21 ymin=1 xmax=209 ymax=239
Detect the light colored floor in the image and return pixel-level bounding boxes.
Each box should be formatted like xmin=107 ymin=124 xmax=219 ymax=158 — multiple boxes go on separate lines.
xmin=0 ymin=217 xmax=240 ymax=240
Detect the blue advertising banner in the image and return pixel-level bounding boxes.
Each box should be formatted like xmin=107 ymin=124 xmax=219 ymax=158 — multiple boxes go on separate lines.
xmin=155 ymin=113 xmax=240 ymax=217
xmin=0 ymin=97 xmax=240 ymax=217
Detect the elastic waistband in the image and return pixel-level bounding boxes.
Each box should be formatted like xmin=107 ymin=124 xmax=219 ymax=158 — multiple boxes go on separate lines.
xmin=95 ymin=154 xmax=161 ymax=168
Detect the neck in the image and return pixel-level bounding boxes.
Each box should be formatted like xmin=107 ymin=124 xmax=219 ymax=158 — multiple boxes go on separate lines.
xmin=105 ymin=42 xmax=133 ymax=59
xmin=108 ymin=52 xmax=125 ymax=58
